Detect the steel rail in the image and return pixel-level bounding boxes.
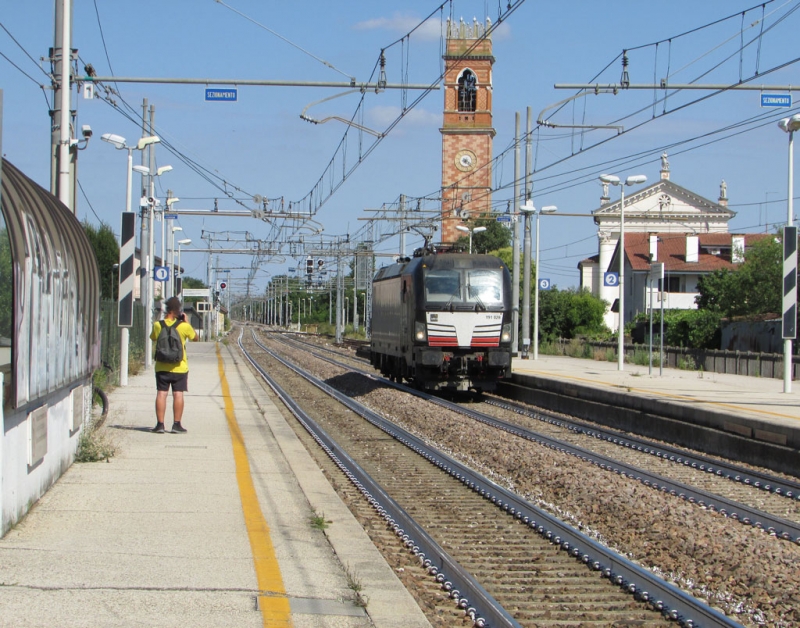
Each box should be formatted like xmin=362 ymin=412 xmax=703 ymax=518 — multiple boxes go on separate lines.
xmin=278 ymin=328 xmax=800 ymax=520
xmin=238 ymin=329 xmax=519 ymax=628
xmin=273 ymin=332 xmax=800 ymax=544
xmin=249 ymin=329 xmax=743 ymax=628
xmin=483 ymin=397 xmax=800 ymax=502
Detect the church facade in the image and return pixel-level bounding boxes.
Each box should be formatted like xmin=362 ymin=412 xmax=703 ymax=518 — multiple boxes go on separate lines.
xmin=578 ymin=155 xmax=764 ymax=330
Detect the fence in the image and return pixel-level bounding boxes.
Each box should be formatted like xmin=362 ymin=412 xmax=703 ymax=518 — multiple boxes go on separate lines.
xmin=549 ymin=339 xmax=800 ymax=380
xmin=99 ymin=299 xmax=147 ymax=380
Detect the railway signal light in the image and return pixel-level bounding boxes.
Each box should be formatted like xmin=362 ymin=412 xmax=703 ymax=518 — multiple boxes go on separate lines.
xmin=306 ymin=257 xmax=313 ymax=274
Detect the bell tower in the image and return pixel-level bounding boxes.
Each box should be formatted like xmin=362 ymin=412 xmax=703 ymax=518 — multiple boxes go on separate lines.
xmin=441 ymin=18 xmax=495 ymax=244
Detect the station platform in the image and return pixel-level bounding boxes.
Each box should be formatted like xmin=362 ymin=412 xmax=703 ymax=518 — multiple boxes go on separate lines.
xmin=0 ymin=341 xmax=431 ymax=628
xmin=510 ymin=354 xmax=800 ymax=465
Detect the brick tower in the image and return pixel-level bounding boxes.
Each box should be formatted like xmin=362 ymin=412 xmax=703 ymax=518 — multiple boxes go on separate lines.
xmin=440 ymin=18 xmax=495 ymax=244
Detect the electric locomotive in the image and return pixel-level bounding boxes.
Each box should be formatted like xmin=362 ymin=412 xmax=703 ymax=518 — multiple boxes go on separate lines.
xmin=370 ymin=249 xmax=513 ymax=392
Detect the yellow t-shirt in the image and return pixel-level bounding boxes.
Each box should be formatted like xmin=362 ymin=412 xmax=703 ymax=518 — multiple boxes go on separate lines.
xmin=150 ymin=319 xmax=197 ymax=373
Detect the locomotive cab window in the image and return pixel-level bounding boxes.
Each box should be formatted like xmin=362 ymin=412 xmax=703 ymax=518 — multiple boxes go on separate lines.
xmin=424 ymin=267 xmax=504 ymax=307
xmin=465 ymin=269 xmax=503 ymax=305
xmin=425 ymin=270 xmax=461 ymax=303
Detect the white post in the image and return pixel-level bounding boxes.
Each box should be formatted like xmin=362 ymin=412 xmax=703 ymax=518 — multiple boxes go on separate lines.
xmin=618 ymin=186 xmax=626 ymax=371
xmin=785 ymin=126 xmax=795 ymax=393
xmin=533 ymin=210 xmax=541 ymax=360
xmin=120 ymin=148 xmax=133 ymax=387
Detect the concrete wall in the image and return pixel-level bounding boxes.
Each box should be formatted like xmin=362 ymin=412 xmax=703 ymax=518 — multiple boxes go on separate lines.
xmin=2 ymin=378 xmax=91 ymax=536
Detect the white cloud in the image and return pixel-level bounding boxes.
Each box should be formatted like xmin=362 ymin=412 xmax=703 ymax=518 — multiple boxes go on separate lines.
xmin=353 ymin=13 xmax=444 ymax=42
xmin=367 ymin=105 xmax=440 ymax=129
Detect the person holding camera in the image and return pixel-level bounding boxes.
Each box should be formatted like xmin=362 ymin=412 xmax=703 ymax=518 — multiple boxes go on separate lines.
xmin=150 ymin=296 xmax=197 ymax=434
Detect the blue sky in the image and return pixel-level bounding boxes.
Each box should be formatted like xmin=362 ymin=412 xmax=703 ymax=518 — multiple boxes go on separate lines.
xmin=2 ymin=0 xmax=799 ymax=292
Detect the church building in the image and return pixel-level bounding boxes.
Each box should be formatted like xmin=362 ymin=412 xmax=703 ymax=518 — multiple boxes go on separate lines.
xmin=579 ymin=154 xmax=767 ymax=330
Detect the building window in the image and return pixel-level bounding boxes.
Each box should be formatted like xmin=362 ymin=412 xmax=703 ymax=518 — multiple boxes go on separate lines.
xmin=458 ymin=70 xmax=477 ymax=112
xmin=659 ymin=276 xmax=682 ymax=293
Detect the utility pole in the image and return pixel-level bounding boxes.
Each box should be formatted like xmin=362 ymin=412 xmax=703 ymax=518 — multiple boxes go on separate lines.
xmin=511 ymin=112 xmax=521 ymax=354
xmin=51 ymin=0 xmax=74 ymax=211
xmin=524 ymin=107 xmax=533 ymax=354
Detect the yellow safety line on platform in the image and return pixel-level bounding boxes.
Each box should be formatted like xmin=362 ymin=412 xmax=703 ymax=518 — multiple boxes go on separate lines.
xmin=217 ymin=345 xmax=292 ymax=628
xmin=521 ymin=367 xmax=800 ymax=423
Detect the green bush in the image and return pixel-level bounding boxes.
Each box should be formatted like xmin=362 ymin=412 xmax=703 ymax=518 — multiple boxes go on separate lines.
xmin=635 ymin=309 xmax=722 ymax=349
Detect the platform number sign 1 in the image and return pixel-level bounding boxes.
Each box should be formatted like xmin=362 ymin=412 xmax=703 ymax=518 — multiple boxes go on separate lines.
xmin=783 ymin=226 xmax=797 ymax=340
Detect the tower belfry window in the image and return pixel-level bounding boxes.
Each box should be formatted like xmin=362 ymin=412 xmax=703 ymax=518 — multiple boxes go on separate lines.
xmin=458 ymin=70 xmax=477 ymax=112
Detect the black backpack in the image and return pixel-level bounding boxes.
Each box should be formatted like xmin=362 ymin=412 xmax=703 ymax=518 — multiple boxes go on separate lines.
xmin=154 ymin=321 xmax=183 ymax=363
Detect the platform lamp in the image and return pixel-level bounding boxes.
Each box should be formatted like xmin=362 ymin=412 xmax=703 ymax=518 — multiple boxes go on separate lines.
xmin=456 ymin=225 xmax=487 ymax=254
xmin=175 ymin=238 xmax=192 ymax=298
xmin=101 ymin=132 xmax=160 ymax=386
xmin=163 ymin=195 xmax=180 ymax=298
xmin=533 ymin=206 xmax=558 ymax=360
xmin=133 ymin=163 xmax=172 ymax=365
xmin=599 ymin=173 xmax=647 ymax=371
xmin=168 ymin=225 xmax=183 ymax=299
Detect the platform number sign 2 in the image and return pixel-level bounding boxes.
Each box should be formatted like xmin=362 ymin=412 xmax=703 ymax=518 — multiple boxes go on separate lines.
xmin=604 ymin=272 xmax=619 ymax=287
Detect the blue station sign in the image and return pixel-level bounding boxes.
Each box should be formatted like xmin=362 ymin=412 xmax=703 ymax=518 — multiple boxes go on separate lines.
xmin=761 ymin=93 xmax=791 ymax=108
xmin=205 ymin=88 xmax=238 ymax=102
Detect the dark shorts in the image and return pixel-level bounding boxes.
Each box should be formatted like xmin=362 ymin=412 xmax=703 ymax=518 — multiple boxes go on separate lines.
xmin=155 ymin=371 xmax=189 ymax=392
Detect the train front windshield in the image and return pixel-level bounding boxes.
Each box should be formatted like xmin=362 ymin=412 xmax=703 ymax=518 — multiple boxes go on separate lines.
xmin=424 ymin=268 xmax=504 ymax=307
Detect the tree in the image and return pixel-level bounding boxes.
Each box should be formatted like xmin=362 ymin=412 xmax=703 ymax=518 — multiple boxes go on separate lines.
xmin=537 ymin=287 xmax=609 ymax=341
xmin=454 ymin=217 xmax=512 ymax=254
xmin=82 ymin=221 xmax=119 ymax=300
xmin=696 ymin=236 xmax=781 ymax=318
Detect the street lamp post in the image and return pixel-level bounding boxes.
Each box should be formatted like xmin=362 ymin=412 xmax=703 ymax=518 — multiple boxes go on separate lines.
xmin=599 ymin=173 xmax=647 ymax=371
xmin=101 ymin=132 xmax=160 ymax=385
xmin=778 ymin=113 xmax=800 ymax=393
xmin=519 ymin=203 xmax=557 ymax=359
xmin=167 ymin=225 xmax=183 ymax=300
xmin=135 ymin=163 xmax=172 ymax=365
xmin=162 ymin=194 xmax=179 ymax=298
xmin=176 ymin=238 xmax=191 ymax=298
xmin=456 ymin=225 xmax=487 ymax=254
xmin=534 ymin=206 xmax=556 ymax=360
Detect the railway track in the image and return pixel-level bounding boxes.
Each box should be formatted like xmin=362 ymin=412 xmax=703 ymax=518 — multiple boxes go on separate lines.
xmin=274 ymin=330 xmax=800 ymax=539
xmin=239 ymin=327 xmax=750 ymax=627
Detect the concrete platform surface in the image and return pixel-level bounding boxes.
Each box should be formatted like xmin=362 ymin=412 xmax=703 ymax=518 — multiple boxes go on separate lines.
xmin=512 ymin=353 xmax=800 ymax=440
xmin=0 ymin=340 xmax=431 ymax=628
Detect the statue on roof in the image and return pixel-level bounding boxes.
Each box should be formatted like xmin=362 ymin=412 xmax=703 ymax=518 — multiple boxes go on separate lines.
xmin=720 ymin=179 xmax=727 ymax=200
xmin=661 ymin=152 xmax=670 ymax=172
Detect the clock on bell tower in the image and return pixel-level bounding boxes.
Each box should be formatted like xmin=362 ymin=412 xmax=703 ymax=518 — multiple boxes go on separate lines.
xmin=440 ymin=17 xmax=495 ymax=245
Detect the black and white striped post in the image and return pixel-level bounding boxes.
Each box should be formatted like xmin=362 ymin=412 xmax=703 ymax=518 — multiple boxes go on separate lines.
xmin=783 ymin=229 xmax=797 ymax=393
xmin=779 ymin=114 xmax=800 ymax=393
xmin=118 ymin=211 xmax=136 ymax=386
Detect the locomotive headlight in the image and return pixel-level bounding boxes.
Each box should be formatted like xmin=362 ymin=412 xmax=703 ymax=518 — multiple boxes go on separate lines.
xmin=415 ymin=321 xmax=427 ymax=342
xmin=501 ymin=323 xmax=512 ymax=343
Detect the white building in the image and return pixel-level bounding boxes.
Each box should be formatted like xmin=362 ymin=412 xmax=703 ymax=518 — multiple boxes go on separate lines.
xmin=578 ymin=154 xmax=767 ymax=330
